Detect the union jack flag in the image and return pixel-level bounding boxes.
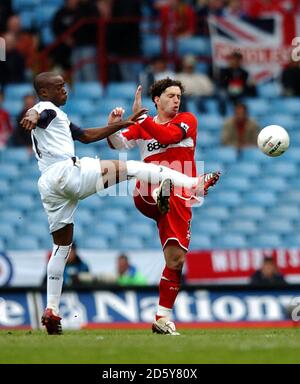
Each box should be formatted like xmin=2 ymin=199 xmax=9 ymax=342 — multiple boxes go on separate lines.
xmin=208 ymin=15 xmax=300 ymax=83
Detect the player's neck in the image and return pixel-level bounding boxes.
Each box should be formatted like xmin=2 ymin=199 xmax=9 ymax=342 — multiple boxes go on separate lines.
xmin=154 ymin=113 xmax=175 ymax=125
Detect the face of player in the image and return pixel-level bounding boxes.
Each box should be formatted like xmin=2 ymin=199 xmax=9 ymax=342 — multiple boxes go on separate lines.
xmin=155 ymin=86 xmax=181 ymax=118
xmin=40 ymin=76 xmax=68 ymax=106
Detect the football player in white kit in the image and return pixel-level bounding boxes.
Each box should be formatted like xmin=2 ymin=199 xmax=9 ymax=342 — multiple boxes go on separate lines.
xmin=21 ymin=72 xmax=209 ymax=334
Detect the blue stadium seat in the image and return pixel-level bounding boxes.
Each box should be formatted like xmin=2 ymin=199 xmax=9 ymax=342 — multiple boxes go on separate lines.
xmin=220 ymin=176 xmax=250 ymax=192
xmin=205 ymin=147 xmax=237 ymax=163
xmin=199 ymin=206 xmax=230 ymax=220
xmin=144 ymin=235 xmax=162 ymax=249
xmin=63 ymin=99 xmax=96 ymax=117
xmin=273 ymin=98 xmax=300 ymax=115
xmin=87 ymin=222 xmax=119 ymax=239
xmin=285 ymin=191 xmax=300 ymax=204
xmin=21 ymin=164 xmax=40 ymax=179
xmin=282 ymin=235 xmax=300 ymax=248
xmin=73 ymin=82 xmax=103 ymax=100
xmin=245 ymin=98 xmax=271 ymax=116
xmin=214 ymin=234 xmax=247 ymax=249
xmin=96 ymin=98 xmax=130 ymax=115
xmin=268 ymin=205 xmax=300 ymax=220
xmin=243 ymin=191 xmax=276 ymax=207
xmin=117 ymin=236 xmax=144 ymax=250
xmin=261 ymin=220 xmax=293 ymax=235
xmin=0 ymin=224 xmax=16 ymax=242
xmin=200 ymin=115 xmax=223 ymax=131
xmin=7 ymin=235 xmax=40 ymax=250
xmin=75 ymin=209 xmax=94 ymax=226
xmin=209 ymin=191 xmax=241 ymax=207
xmin=100 ymin=209 xmax=128 ymax=225
xmin=192 ymin=220 xmax=222 ymax=235
xmin=121 ymin=222 xmax=155 ymax=239
xmin=19 ymin=10 xmax=35 ymax=29
xmin=202 ymin=160 xmax=225 ymax=174
xmin=2 ymin=148 xmax=31 ymax=165
xmin=142 ymin=35 xmax=161 ymax=57
xmin=233 ymin=206 xmax=266 ymax=220
xmin=2 ymin=100 xmax=23 ymax=117
xmin=142 ymin=98 xmax=159 ymax=116
xmin=189 ymin=234 xmax=212 ymax=250
xmin=203 ymin=99 xmax=219 ymax=115
xmin=264 ymin=162 xmax=297 ymax=177
xmin=79 ymin=194 xmax=103 ymax=210
xmin=226 ymin=220 xmax=257 ymax=235
xmin=4 ymin=83 xmax=34 ymax=99
xmin=283 ymin=148 xmax=300 ymax=162
xmin=78 ymin=236 xmax=109 ymax=250
xmin=257 ymin=82 xmax=281 ymax=98
xmin=0 ymin=180 xmax=10 ymax=196
xmin=34 ymin=5 xmax=59 ymax=26
xmin=254 ymin=177 xmax=286 ymax=192
xmin=198 ymin=131 xmax=220 ymax=148
xmin=0 ymin=239 xmax=5 ymax=251
xmin=249 ymin=234 xmax=282 ymax=248
xmin=27 ymin=210 xmax=48 ymax=224
xmin=0 ymin=165 xmax=21 ymax=183
xmin=107 ymin=83 xmax=137 ymax=99
xmin=241 ymin=148 xmax=273 ymax=163
xmin=177 ymin=37 xmax=211 ymax=56
xmin=6 ymin=194 xmax=36 ymax=211
xmin=260 ymin=115 xmax=297 ymax=132
xmin=229 ymin=163 xmax=261 ymax=177
xmin=12 ymin=0 xmax=40 ymax=11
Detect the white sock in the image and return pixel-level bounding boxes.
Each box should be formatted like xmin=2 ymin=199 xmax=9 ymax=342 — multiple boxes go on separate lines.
xmin=157 ymin=305 xmax=172 ymax=319
xmin=126 ymin=161 xmax=198 ymax=189
xmin=47 ymin=244 xmax=71 ymax=314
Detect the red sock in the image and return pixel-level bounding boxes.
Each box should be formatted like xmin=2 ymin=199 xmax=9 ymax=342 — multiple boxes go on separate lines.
xmin=156 ymin=266 xmax=181 ymax=320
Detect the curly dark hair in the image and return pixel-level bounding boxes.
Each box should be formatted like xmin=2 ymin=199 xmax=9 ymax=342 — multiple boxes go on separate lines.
xmin=150 ymin=78 xmax=185 ymax=103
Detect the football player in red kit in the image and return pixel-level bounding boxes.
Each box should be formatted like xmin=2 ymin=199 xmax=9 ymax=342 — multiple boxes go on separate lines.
xmin=108 ymin=78 xmax=220 ymax=335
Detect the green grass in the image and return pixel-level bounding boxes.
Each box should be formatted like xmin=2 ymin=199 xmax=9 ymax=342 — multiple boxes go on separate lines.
xmin=1 ymin=329 xmax=300 ymax=364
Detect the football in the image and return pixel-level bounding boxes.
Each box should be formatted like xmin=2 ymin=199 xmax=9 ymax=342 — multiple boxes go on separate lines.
xmin=257 ymin=125 xmax=290 ymax=157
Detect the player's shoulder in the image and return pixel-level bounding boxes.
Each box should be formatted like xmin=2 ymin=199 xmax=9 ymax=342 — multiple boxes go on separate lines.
xmin=34 ymin=101 xmax=58 ymax=112
xmin=174 ymin=112 xmax=198 ymax=127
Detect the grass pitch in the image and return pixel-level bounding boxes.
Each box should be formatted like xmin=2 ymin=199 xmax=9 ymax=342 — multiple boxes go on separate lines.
xmin=1 ymin=328 xmax=300 ymax=364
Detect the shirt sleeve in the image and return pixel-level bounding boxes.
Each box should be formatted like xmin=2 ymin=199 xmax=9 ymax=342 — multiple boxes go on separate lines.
xmin=34 ymin=109 xmax=57 ymax=129
xmin=139 ymin=113 xmax=197 ymax=145
xmin=108 ymin=124 xmax=141 ymax=150
xmin=70 ymin=122 xmax=85 ymax=141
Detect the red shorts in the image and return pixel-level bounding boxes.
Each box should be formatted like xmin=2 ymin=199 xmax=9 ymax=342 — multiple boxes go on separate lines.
xmin=133 ymin=186 xmax=192 ymax=251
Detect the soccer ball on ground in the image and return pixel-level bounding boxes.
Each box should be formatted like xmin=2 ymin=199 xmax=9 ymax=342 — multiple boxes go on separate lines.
xmin=257 ymin=125 xmax=290 ymax=157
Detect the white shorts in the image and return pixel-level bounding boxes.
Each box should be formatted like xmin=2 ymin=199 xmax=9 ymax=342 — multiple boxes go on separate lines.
xmin=38 ymin=157 xmax=104 ymax=233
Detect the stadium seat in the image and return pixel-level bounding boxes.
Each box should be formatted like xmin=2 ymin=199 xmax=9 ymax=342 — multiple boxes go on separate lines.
xmin=19 ymin=10 xmax=35 ymax=30
xmin=4 ymin=83 xmax=34 ymax=99
xmin=268 ymin=205 xmax=300 ymax=220
xmin=12 ymin=0 xmax=40 ymax=11
xmin=205 ymin=147 xmax=237 ymax=163
xmin=229 ymin=162 xmax=261 ymax=177
xmin=2 ymin=148 xmax=31 ymax=165
xmin=257 ymin=81 xmax=281 ymax=98
xmin=214 ymin=234 xmax=247 ymax=249
xmin=192 ymin=220 xmax=222 ymax=235
xmin=199 ymin=206 xmax=230 ymax=220
xmin=34 ymin=5 xmax=59 ymax=27
xmin=107 ymin=82 xmax=137 ymax=99
xmin=121 ymin=222 xmax=155 ymax=239
xmin=75 ymin=209 xmax=94 ymax=226
xmin=282 ymin=235 xmax=300 ymax=248
xmin=264 ymin=162 xmax=297 ymax=177
xmin=144 ymin=235 xmax=162 ymax=249
xmin=245 ymin=98 xmax=271 ymax=116
xmin=243 ymin=191 xmax=276 ymax=207
xmin=0 ymin=224 xmax=16 ymax=242
xmin=0 ymin=180 xmax=10 ymax=197
xmin=63 ymin=99 xmax=96 ymax=118
xmin=100 ymin=209 xmax=128 ymax=225
xmin=117 ymin=236 xmax=144 ymax=250
xmin=261 ymin=220 xmax=293 ymax=235
xmin=177 ymin=37 xmax=211 ymax=56
xmin=96 ymin=98 xmax=130 ymax=115
xmin=220 ymin=176 xmax=250 ymax=192
xmin=142 ymin=35 xmax=161 ymax=57
xmin=0 ymin=239 xmax=5 ymax=251
xmin=209 ymin=191 xmax=241 ymax=207
xmin=283 ymin=148 xmax=300 ymax=162
xmin=2 ymin=100 xmax=23 ymax=117
xmin=73 ymin=82 xmax=103 ymax=100
xmin=241 ymin=148 xmax=273 ymax=163
xmin=7 ymin=235 xmax=40 ymax=250
xmin=6 ymin=194 xmax=36 ymax=211
xmin=79 ymin=194 xmax=104 ymax=210
xmin=273 ymin=98 xmax=300 ymax=115
xmin=189 ymin=234 xmax=212 ymax=250
xmin=79 ymin=236 xmax=109 ymax=250
xmin=249 ymin=234 xmax=282 ymax=248
xmin=142 ymin=98 xmax=159 ymax=115
xmin=285 ymin=191 xmax=300 ymax=204
xmin=200 ymin=115 xmax=223 ymax=131
xmin=254 ymin=177 xmax=286 ymax=193
xmin=21 ymin=223 xmax=49 ymax=239
xmin=87 ymin=222 xmax=119 ymax=239
xmin=233 ymin=206 xmax=266 ymax=220
xmin=226 ymin=220 xmax=257 ymax=235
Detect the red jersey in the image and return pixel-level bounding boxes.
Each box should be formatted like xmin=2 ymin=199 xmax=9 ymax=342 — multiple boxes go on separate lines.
xmin=108 ymin=112 xmax=197 ymax=177
xmin=108 ymin=112 xmax=198 ymax=251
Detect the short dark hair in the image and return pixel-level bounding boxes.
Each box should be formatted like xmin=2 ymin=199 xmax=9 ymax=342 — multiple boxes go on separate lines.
xmin=33 ymin=72 xmax=58 ymax=95
xmin=150 ymin=78 xmax=185 ymax=103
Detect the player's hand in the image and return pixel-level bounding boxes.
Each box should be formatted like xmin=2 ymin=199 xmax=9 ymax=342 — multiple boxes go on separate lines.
xmin=120 ymin=108 xmax=148 ymax=128
xmin=20 ymin=110 xmax=39 ymax=131
xmin=132 ymin=85 xmax=142 ymax=114
xmin=108 ymin=107 xmax=125 ymax=124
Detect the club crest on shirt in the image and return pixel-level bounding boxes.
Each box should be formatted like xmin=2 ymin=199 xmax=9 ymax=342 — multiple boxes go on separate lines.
xmin=180 ymin=122 xmax=189 ymax=132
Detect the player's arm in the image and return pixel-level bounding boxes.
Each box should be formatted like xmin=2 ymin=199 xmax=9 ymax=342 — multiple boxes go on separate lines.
xmin=73 ymin=108 xmax=147 ymax=144
xmin=20 ymin=109 xmax=39 ymax=131
xmin=139 ymin=114 xmax=196 ymax=145
xmin=107 ymin=107 xmax=140 ymax=150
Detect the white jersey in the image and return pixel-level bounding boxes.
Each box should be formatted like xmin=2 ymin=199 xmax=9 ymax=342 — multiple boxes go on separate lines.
xmin=30 ymin=101 xmax=82 ymax=173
